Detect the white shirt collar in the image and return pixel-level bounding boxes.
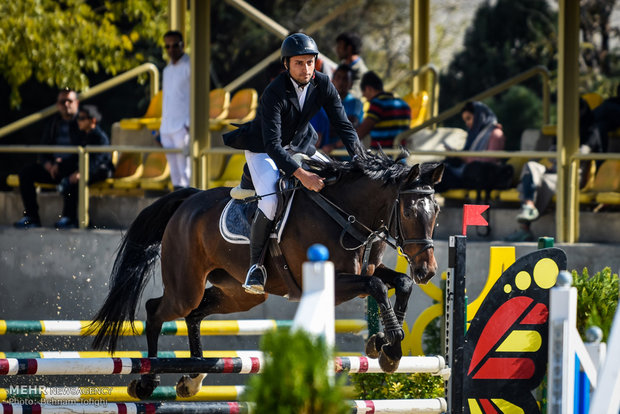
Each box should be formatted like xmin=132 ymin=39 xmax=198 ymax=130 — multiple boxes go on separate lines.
xmin=289 ymin=76 xmax=308 ymax=110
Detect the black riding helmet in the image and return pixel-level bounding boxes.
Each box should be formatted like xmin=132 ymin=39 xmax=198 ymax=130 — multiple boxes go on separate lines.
xmin=280 ymin=33 xmax=319 ymax=66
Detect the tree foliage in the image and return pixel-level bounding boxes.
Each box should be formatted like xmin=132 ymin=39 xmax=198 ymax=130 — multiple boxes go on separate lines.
xmin=0 ymin=0 xmax=167 ymax=109
xmin=439 ymin=0 xmax=557 ymax=113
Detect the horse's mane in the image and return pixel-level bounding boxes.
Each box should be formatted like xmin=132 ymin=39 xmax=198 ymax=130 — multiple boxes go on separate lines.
xmin=308 ymin=147 xmax=439 ymax=187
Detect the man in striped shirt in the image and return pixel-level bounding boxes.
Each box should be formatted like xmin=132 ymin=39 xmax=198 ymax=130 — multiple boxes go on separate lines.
xmin=357 ymin=71 xmax=411 ymax=149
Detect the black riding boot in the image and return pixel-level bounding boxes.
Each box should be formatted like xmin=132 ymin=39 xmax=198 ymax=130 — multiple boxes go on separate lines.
xmin=242 ymin=209 xmax=273 ymax=294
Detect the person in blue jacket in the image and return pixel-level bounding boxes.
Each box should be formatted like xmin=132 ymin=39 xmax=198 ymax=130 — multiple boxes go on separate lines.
xmin=223 ymin=32 xmax=363 ymax=294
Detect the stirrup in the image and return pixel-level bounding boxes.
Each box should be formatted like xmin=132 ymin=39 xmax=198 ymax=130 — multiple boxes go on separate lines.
xmin=230 ymin=185 xmax=256 ymax=200
xmin=243 ymin=264 xmax=267 ymax=295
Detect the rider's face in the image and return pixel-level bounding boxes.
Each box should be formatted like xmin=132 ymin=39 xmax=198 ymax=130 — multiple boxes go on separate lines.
xmin=287 ymin=55 xmax=315 ymax=85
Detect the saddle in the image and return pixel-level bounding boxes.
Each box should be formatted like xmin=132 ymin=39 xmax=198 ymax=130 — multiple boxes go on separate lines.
xmin=219 ymin=176 xmax=303 ymax=300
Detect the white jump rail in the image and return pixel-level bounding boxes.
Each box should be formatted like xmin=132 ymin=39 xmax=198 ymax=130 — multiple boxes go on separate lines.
xmin=548 ymin=270 xmax=612 ymax=414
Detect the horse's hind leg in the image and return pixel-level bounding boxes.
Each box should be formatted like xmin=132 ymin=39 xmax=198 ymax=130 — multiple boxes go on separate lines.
xmin=176 ymin=273 xmax=267 ymax=397
xmin=335 ymin=274 xmax=403 ymax=373
xmin=175 ymin=300 xmax=208 ymax=398
xmin=128 ymin=297 xmax=164 ymax=399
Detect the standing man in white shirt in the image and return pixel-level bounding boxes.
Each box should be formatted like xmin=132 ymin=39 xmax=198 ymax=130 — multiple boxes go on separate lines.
xmin=160 ymin=30 xmax=191 ymax=189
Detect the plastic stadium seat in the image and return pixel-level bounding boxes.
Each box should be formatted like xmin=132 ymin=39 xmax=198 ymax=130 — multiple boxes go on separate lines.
xmin=139 ymin=152 xmax=172 ymax=191
xmin=209 ymin=153 xmax=246 ymax=188
xmin=403 ymin=91 xmax=429 ymax=128
xmin=89 ymin=152 xmax=143 ymax=195
xmin=217 ymin=89 xmax=258 ymax=130
xmin=581 ymin=92 xmax=604 ymax=110
xmin=591 ymin=160 xmax=620 ymax=204
xmin=210 ymin=88 xmax=230 ymax=120
xmin=5 ymin=174 xmax=56 ymax=190
xmin=119 ymin=90 xmax=163 ymax=131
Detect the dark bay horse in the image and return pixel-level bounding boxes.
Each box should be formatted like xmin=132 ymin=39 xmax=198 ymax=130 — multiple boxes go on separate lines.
xmin=89 ymin=150 xmax=443 ymax=399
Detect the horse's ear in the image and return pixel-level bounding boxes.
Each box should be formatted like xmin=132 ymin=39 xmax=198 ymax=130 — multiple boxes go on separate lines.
xmin=431 ymin=163 xmax=445 ymax=185
xmin=406 ymin=164 xmax=421 ymax=184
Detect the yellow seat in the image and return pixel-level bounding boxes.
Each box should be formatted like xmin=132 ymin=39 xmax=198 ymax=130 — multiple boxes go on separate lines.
xmin=218 ymin=89 xmax=258 ymax=130
xmin=210 ymin=88 xmax=230 ymax=120
xmin=209 ymin=153 xmax=246 ymax=188
xmin=581 ymin=92 xmax=604 ymax=110
xmin=591 ymin=160 xmax=620 ymax=204
xmin=5 ymin=174 xmax=56 ymax=190
xmin=402 ymin=91 xmax=429 ymax=128
xmin=119 ymin=91 xmax=163 ymax=131
xmin=209 ymin=88 xmax=231 ymax=131
xmin=139 ymin=153 xmax=172 ymax=191
xmin=541 ymin=93 xmax=605 ymax=138
xmin=88 ymin=152 xmax=144 ymax=194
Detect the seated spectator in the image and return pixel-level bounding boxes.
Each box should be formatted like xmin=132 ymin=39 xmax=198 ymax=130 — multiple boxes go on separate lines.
xmin=506 ymin=98 xmax=602 ymax=242
xmin=435 ymin=101 xmax=507 ymax=192
xmin=319 ymin=64 xmax=364 ymax=155
xmin=14 ymin=97 xmax=112 ymax=229
xmin=357 ymin=71 xmax=411 ymax=150
xmin=593 ymin=84 xmax=620 ymax=152
xmin=335 ymin=32 xmax=368 ymax=99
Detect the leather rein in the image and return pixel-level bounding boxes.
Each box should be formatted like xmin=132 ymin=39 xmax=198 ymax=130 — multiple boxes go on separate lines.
xmin=307 ymin=186 xmax=436 ymax=275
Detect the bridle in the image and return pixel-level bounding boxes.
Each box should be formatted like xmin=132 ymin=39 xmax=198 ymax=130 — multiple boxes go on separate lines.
xmin=389 ymin=187 xmax=436 ymax=266
xmin=307 ymin=185 xmax=437 ymax=273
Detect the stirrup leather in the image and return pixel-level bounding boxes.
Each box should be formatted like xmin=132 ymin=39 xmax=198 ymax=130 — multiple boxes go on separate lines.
xmin=243 ymin=264 xmax=267 ymax=295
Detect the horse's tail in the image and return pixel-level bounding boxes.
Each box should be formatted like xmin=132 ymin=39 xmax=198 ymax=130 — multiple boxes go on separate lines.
xmin=89 ymin=187 xmax=201 ymax=352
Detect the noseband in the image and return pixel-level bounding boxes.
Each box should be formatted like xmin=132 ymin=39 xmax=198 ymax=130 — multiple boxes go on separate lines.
xmin=390 ymin=187 xmax=436 ymax=264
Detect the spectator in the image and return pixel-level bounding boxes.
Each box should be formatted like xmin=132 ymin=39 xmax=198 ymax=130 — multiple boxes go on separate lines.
xmin=593 ymin=84 xmax=620 ymax=152
xmin=13 ymin=92 xmax=112 ymax=229
xmin=320 ymin=64 xmax=364 ymax=155
xmin=160 ymin=30 xmax=191 ymax=189
xmin=222 ymin=33 xmax=362 ymax=295
xmin=357 ymin=71 xmax=411 ymax=149
xmin=506 ymin=98 xmax=602 ymax=242
xmin=435 ymin=101 xmax=507 ymax=192
xmin=335 ymin=32 xmax=368 ymax=99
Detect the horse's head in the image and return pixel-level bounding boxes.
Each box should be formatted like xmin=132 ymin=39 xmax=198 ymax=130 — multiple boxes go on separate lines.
xmin=394 ymin=162 xmax=444 ymax=284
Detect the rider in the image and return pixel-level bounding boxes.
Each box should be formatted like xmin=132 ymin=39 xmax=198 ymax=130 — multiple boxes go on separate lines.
xmin=223 ymin=32 xmax=363 ymax=294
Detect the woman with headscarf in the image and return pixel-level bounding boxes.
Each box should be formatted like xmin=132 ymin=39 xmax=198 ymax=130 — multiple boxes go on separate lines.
xmin=436 ymin=101 xmax=506 ymax=192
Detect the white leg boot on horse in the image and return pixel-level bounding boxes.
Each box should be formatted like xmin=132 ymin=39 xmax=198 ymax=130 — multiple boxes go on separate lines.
xmin=243 ymin=209 xmax=273 ymax=294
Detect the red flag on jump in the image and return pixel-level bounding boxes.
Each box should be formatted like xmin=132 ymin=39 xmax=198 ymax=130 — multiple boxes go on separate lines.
xmin=462 ymin=204 xmax=490 ymax=236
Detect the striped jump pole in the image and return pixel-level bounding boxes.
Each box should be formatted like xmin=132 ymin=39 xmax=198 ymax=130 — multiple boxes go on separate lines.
xmin=0 ymin=385 xmax=246 ymax=403
xmin=0 ymin=399 xmax=447 ymax=414
xmin=0 ymin=356 xmax=445 ymax=376
xmin=0 ymin=385 xmax=357 ymax=403
xmin=0 ymin=350 xmax=262 ymax=359
xmin=0 ymin=319 xmax=367 ymax=336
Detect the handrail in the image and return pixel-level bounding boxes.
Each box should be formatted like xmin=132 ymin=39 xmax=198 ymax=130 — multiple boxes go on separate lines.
xmin=0 ymin=144 xmax=180 ymax=229
xmin=384 ymin=63 xmax=440 ymax=119
xmin=0 ymin=63 xmax=160 ymax=140
xmin=402 ymin=65 xmax=551 ymax=139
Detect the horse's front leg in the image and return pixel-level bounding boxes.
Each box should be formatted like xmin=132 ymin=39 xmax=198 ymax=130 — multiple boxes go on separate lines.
xmin=335 ymin=273 xmax=403 ymax=373
xmin=373 ymin=264 xmax=413 ymax=327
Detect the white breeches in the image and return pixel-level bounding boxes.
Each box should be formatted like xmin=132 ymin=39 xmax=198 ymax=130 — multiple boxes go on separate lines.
xmin=245 ymin=150 xmax=329 ymax=220
xmin=160 ymin=128 xmax=191 ymax=187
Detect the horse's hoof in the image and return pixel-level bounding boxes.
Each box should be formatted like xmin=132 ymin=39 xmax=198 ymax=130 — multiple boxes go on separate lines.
xmin=381 ymin=342 xmax=403 ymax=362
xmin=127 ymin=379 xmax=156 ymax=400
xmin=378 ymin=351 xmax=401 ymax=373
xmin=176 ymin=373 xmax=206 ymax=398
xmin=365 ymin=332 xmax=386 ymax=359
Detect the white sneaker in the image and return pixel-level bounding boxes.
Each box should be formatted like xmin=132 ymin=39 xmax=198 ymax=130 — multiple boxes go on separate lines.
xmin=516 ymin=205 xmax=540 ymax=223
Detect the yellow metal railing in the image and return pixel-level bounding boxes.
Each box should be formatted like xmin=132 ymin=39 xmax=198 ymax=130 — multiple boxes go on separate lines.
xmin=402 ymin=65 xmax=551 ymax=140
xmin=0 ymin=145 xmax=180 ymax=229
xmin=0 ymin=63 xmax=160 ymax=140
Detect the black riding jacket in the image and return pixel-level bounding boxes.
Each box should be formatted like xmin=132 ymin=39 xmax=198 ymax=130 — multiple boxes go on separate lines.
xmin=223 ymin=70 xmax=360 ymax=175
